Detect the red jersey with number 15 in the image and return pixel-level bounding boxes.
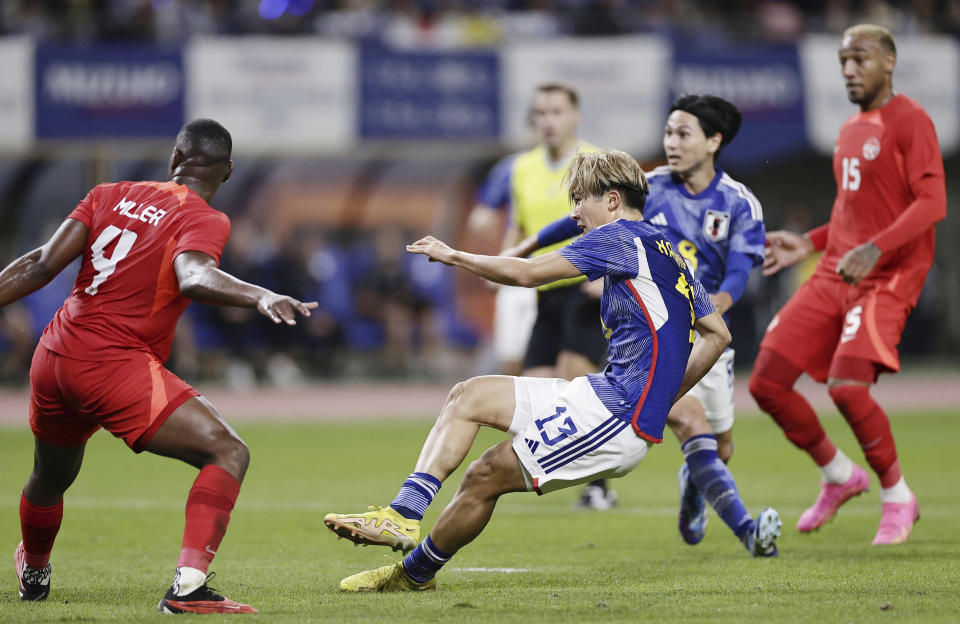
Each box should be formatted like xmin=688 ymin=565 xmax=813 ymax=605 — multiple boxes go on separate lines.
xmin=39 ymin=180 xmax=231 ymax=363
xmin=816 ymin=94 xmax=945 ymax=307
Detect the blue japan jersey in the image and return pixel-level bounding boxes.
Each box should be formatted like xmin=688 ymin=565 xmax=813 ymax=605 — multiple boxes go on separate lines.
xmin=643 ymin=166 xmax=765 ymax=304
xmin=558 ymin=219 xmax=714 ymax=443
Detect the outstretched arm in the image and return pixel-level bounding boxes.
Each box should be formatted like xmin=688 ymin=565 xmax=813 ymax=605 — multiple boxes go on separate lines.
xmin=407 ymin=235 xmax=582 ymax=288
xmin=0 ymin=218 xmax=88 ymax=309
xmin=174 ymin=251 xmax=318 ymax=325
xmin=673 ymin=310 xmax=731 ymax=403
xmin=762 ymin=229 xmax=817 ymax=276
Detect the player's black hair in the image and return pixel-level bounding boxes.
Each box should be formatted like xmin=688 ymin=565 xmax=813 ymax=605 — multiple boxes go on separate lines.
xmin=175 ymin=118 xmax=232 ymax=164
xmin=670 ymin=94 xmax=742 ymax=159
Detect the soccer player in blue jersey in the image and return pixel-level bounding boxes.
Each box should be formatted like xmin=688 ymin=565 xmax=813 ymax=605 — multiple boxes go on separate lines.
xmin=507 ymin=95 xmax=769 ymax=553
xmin=324 ymin=150 xmax=780 ymax=592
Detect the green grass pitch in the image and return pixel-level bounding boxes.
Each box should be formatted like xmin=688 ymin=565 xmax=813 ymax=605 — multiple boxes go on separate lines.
xmin=1 ymin=409 xmax=958 ymax=623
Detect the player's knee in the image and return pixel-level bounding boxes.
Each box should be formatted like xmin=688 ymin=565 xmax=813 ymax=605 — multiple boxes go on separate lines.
xmin=827 ymin=383 xmax=868 ymax=418
xmin=443 ymin=377 xmax=486 ymax=424
xmin=667 ymin=402 xmax=709 ymax=443
xmin=748 ymin=373 xmax=784 ymax=412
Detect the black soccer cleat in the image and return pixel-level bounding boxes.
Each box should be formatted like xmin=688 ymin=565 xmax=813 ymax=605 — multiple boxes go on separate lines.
xmin=158 ymin=571 xmax=257 ymax=615
xmin=14 ymin=541 xmax=51 ymax=601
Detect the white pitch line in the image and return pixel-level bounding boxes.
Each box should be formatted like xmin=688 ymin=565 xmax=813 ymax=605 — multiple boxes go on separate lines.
xmin=0 ymin=498 xmax=951 ymax=518
xmin=450 ymin=567 xmax=531 ymax=573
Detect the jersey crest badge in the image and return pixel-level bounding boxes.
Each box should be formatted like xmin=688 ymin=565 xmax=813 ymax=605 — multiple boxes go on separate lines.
xmin=703 ymin=209 xmax=730 ymax=242
xmin=862 ymin=137 xmax=881 ymax=161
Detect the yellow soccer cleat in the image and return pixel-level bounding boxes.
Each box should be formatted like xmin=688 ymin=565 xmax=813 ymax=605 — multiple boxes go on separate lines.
xmin=324 ymin=505 xmax=420 ymax=553
xmin=339 ymin=562 xmax=436 ymax=593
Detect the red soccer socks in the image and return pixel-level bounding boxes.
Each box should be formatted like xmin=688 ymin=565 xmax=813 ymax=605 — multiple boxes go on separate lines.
xmin=19 ymin=493 xmax=62 ymax=569
xmin=749 ymin=349 xmax=836 ymax=464
xmin=827 ymin=384 xmax=901 ymax=487
xmin=177 ymin=465 xmax=241 ymax=572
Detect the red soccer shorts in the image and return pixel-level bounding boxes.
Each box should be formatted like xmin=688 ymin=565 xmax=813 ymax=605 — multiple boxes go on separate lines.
xmin=29 ymin=345 xmax=199 ymax=451
xmin=759 ymin=275 xmax=911 ymax=383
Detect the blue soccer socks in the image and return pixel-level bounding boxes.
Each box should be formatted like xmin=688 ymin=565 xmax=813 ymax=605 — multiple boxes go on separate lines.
xmin=390 ymin=472 xmax=442 ymax=521
xmin=402 ymin=535 xmax=451 ymax=583
xmin=681 ymin=434 xmax=753 ymax=542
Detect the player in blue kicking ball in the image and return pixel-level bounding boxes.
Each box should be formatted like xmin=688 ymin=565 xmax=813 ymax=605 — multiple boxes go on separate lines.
xmin=507 ymin=95 xmax=772 ymax=553
xmin=325 ymin=149 xmax=779 ymax=593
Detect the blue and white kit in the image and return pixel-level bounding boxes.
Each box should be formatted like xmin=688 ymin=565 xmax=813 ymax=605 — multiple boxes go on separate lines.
xmin=535 ymin=167 xmax=765 ymax=433
xmin=510 ymin=219 xmax=714 ymax=494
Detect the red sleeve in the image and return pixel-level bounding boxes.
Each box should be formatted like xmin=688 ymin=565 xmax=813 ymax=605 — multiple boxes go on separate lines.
xmin=67 ymin=185 xmax=102 ymax=227
xmin=869 ymin=109 xmax=947 ymax=253
xmin=806 ymin=224 xmax=829 ymax=251
xmin=174 ymin=208 xmax=231 ymax=266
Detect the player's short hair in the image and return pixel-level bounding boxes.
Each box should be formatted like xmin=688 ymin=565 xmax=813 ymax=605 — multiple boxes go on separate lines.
xmin=844 ymin=23 xmax=897 ymax=56
xmin=670 ymin=94 xmax=743 ymax=149
xmin=565 ymin=150 xmax=649 ymax=213
xmin=175 ymin=118 xmax=232 ymax=165
xmin=536 ymin=82 xmax=580 ymax=109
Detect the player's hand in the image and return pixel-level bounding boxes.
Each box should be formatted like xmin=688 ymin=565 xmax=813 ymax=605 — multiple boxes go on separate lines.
xmin=836 ymin=241 xmax=882 ymax=285
xmin=762 ymin=230 xmax=815 ymax=276
xmin=406 ymin=235 xmax=457 ymax=265
xmin=709 ymin=291 xmax=734 ymax=315
xmin=257 ymin=293 xmax=319 ymax=325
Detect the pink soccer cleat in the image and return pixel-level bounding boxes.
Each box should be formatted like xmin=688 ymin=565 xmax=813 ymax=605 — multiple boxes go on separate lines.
xmin=872 ymin=493 xmax=920 ymax=545
xmin=796 ymin=464 xmax=870 ymax=532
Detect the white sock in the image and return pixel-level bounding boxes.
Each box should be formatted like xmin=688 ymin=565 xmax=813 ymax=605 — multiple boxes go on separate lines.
xmin=880 ymin=477 xmax=912 ymax=504
xmin=819 ymin=449 xmax=854 ymax=484
xmin=172 ymin=567 xmax=206 ymax=596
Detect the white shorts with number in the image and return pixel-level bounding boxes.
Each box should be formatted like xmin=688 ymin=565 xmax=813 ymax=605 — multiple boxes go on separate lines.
xmin=509 ymin=376 xmax=650 ymax=495
xmin=493 ymin=286 xmax=538 ymax=363
xmin=689 ymin=348 xmax=735 ymax=435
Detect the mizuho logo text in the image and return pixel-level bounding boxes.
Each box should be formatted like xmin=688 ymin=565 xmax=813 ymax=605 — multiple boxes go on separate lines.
xmin=44 ymin=62 xmax=181 ymax=107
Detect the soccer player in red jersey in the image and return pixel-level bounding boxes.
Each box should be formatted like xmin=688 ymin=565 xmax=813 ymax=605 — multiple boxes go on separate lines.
xmin=750 ymin=24 xmax=946 ymax=545
xmin=7 ymin=119 xmax=317 ymax=613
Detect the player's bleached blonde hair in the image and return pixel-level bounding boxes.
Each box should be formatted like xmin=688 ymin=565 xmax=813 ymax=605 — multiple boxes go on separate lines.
xmin=564 ymin=150 xmax=650 ymax=213
xmin=843 ymin=23 xmax=896 ymax=56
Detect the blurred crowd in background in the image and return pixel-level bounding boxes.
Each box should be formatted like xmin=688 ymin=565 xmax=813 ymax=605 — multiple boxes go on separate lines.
xmin=5 ymin=0 xmax=960 ymax=45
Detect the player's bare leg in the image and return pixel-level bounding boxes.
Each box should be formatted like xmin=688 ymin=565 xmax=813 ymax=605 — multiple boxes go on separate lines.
xmin=325 ymin=376 xmax=516 ymax=552
xmin=412 ymin=376 xmax=516 ymax=479
xmin=339 ymin=441 xmax=527 ymax=592
xmin=668 ymin=397 xmax=780 ymax=555
xmin=146 ymin=396 xmax=256 ymax=614
xmin=17 ymin=438 xmax=85 ymax=601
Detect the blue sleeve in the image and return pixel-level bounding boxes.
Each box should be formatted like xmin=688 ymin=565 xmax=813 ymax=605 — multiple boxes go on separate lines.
xmin=691 ymin=272 xmax=715 ymax=319
xmin=475 ymin=155 xmax=515 ymax=210
xmin=537 ymin=216 xmax=581 ymax=247
xmin=717 ymin=251 xmax=754 ymax=304
xmin=557 ymin=225 xmax=628 ymax=282
xmin=727 ymin=196 xmax=766 ymax=266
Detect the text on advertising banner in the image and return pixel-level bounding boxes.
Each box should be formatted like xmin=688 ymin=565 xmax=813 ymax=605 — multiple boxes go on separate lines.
xmin=360 ymin=48 xmax=499 ymax=139
xmin=0 ymin=37 xmax=33 ymax=150
xmin=35 ymin=45 xmax=184 ymax=138
xmin=671 ymin=44 xmax=806 ymax=169
xmin=501 ymin=37 xmax=671 ymax=156
xmin=187 ymin=38 xmax=356 ymax=152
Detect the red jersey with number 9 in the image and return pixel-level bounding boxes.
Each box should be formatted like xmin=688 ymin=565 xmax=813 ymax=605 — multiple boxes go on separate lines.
xmin=817 ymin=94 xmax=945 ymax=307
xmin=39 ymin=180 xmax=231 ymax=363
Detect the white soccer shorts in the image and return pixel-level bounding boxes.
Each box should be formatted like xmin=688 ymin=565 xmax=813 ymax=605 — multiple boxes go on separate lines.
xmin=689 ymin=348 xmax=735 ymax=435
xmin=493 ymin=285 xmax=538 ymax=363
xmin=510 ymin=376 xmax=649 ymax=495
